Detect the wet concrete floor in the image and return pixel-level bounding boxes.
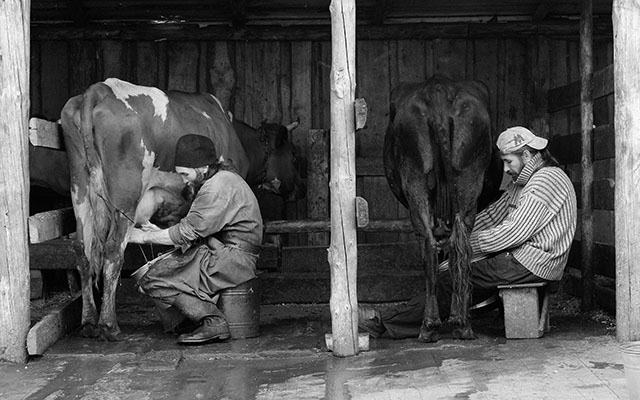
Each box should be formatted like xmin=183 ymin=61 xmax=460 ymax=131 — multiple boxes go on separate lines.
xmin=1 ymin=295 xmax=631 ymax=399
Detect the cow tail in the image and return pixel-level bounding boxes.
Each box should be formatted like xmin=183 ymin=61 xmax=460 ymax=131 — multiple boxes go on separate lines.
xmin=448 ymin=214 xmax=472 ymax=314
xmin=80 ymin=83 xmax=112 ymax=282
xmin=80 ymin=83 xmax=106 ymax=172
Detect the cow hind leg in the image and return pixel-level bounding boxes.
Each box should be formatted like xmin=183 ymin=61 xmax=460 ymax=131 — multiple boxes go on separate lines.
xmin=403 ymin=173 xmax=442 ymax=342
xmin=418 ymin=233 xmax=441 ymax=343
xmin=447 ymin=214 xmax=475 ymax=340
xmin=78 ymin=265 xmax=100 ymax=338
xmin=97 ymin=257 xmax=123 ymax=341
xmin=96 ymin=221 xmax=129 ymax=341
xmin=407 ymin=201 xmax=441 ymax=342
xmin=72 ymin=240 xmax=100 ymax=337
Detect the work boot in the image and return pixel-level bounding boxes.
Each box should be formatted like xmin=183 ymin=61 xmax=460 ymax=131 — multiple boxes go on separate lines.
xmin=168 ymin=319 xmax=199 ymax=335
xmin=358 ymin=306 xmax=385 ymax=338
xmin=177 ymin=316 xmax=231 ymax=344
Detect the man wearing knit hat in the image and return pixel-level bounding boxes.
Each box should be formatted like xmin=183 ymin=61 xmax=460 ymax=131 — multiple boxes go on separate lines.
xmin=359 ymin=126 xmax=577 ymax=340
xmin=129 ymin=134 xmax=263 ymax=344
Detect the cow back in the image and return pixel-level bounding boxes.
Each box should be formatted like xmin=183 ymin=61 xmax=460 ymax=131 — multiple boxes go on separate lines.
xmin=383 ymin=76 xmax=496 ymax=228
xmin=60 ymin=79 xmax=250 ymax=252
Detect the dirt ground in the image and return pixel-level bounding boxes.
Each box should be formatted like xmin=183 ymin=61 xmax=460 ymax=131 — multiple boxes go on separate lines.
xmin=4 ymin=284 xmax=630 ymax=400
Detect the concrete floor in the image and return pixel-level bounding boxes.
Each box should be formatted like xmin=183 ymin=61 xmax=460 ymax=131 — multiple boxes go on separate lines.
xmin=1 ymin=290 xmax=632 ymax=400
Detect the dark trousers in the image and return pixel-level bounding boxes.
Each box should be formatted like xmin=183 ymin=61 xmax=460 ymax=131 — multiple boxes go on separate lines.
xmin=152 ymin=294 xmax=225 ymax=333
xmin=381 ymin=252 xmax=548 ymax=339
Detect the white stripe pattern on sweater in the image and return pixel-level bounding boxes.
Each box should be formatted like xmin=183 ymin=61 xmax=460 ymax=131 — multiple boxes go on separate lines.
xmin=470 ymin=155 xmax=577 ymax=280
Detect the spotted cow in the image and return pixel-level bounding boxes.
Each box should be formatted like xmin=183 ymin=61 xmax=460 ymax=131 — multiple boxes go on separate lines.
xmin=60 ymin=78 xmax=303 ymax=339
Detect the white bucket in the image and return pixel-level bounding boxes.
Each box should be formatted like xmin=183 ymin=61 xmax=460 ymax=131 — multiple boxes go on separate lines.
xmin=620 ymin=341 xmax=640 ymax=399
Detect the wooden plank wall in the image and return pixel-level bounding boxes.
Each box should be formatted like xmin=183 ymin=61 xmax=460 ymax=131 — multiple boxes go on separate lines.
xmin=29 ymin=36 xmax=613 ymax=246
xmin=546 ymin=38 xmax=614 ymax=281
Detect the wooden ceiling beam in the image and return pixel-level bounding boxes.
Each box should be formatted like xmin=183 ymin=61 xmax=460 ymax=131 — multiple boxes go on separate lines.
xmin=532 ymin=1 xmax=554 ymax=22
xmin=228 ymin=0 xmax=248 ymax=27
xmin=371 ymin=0 xmax=392 ymax=25
xmin=67 ymin=0 xmax=89 ymax=25
xmin=30 ymin=20 xmax=613 ymax=41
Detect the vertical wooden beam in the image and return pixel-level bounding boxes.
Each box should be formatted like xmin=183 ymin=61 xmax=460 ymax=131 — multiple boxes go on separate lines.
xmin=0 ymin=0 xmax=30 ymax=363
xmin=135 ymin=41 xmax=159 ymax=87
xmin=614 ymin=0 xmax=640 ymax=341
xmin=529 ymin=36 xmax=550 ymax=138
xmin=308 ymin=129 xmax=329 ymax=245
xmin=328 ymin=0 xmax=358 ymax=357
xmin=291 ymin=41 xmax=312 ymax=159
xmin=580 ymin=0 xmax=595 ymax=311
xmin=208 ymin=41 xmax=235 ymax=111
xmin=30 ymin=40 xmax=41 ymax=117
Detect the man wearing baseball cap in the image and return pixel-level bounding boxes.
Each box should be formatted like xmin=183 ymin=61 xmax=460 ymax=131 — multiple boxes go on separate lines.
xmin=360 ymin=126 xmax=577 ymax=339
xmin=129 ymin=134 xmax=263 ymax=344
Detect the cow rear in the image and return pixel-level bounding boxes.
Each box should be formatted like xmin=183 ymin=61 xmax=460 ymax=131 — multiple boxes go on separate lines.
xmin=383 ymin=75 xmax=495 ymax=341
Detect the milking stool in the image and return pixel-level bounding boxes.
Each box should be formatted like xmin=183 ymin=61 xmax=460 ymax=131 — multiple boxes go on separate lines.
xmin=497 ymin=281 xmax=557 ymax=339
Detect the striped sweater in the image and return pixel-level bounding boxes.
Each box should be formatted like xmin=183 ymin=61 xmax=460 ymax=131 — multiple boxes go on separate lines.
xmin=469 ymin=153 xmax=577 ymax=280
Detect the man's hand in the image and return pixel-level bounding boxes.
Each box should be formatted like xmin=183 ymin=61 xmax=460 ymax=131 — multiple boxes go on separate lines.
xmin=128 ymin=227 xmax=147 ymax=244
xmin=436 ymin=238 xmax=449 ymax=253
xmin=140 ymin=222 xmax=161 ymax=232
xmin=129 ymin=225 xmax=175 ymax=246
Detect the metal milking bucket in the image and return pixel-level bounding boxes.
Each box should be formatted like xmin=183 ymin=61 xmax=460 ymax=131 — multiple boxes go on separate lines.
xmin=621 ymin=341 xmax=640 ymax=398
xmin=219 ymin=278 xmax=260 ymax=339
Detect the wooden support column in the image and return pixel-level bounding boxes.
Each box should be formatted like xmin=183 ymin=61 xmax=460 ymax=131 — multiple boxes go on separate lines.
xmin=613 ymin=0 xmax=640 ymax=341
xmin=0 ymin=0 xmax=31 ymax=363
xmin=580 ymin=0 xmax=594 ymax=311
xmin=328 ymin=0 xmax=359 ymax=357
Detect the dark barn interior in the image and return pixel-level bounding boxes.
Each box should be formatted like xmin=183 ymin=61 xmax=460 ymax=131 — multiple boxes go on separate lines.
xmin=27 ymin=0 xmax=615 ymax=310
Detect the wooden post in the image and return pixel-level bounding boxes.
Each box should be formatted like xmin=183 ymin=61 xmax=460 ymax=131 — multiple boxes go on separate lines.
xmin=613 ymin=0 xmax=640 ymax=341
xmin=328 ymin=0 xmax=359 ymax=356
xmin=580 ymin=0 xmax=595 ymax=311
xmin=0 ymin=0 xmax=31 ymax=363
xmin=308 ymin=129 xmax=329 ymax=245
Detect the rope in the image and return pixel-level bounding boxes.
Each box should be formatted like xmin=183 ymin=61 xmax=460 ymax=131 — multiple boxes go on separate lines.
xmin=95 ymin=191 xmax=152 ymax=263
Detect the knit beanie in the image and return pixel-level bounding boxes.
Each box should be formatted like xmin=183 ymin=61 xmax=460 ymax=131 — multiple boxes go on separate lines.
xmin=174 ymin=134 xmax=217 ymax=168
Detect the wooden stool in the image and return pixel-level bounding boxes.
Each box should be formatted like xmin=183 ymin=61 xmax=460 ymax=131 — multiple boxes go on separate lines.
xmin=497 ymin=282 xmax=551 ymax=339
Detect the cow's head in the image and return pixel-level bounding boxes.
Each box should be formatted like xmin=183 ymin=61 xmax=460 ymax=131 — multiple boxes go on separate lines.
xmin=257 ymin=121 xmax=306 ymax=201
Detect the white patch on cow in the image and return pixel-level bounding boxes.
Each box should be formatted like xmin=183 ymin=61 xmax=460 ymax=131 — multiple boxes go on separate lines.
xmin=104 ymin=78 xmax=169 ymax=122
xmin=139 ymin=141 xmax=157 ymax=192
xmin=209 ymin=94 xmax=226 ymax=116
xmin=70 ymin=184 xmax=94 ymax=259
xmin=218 ymin=155 xmax=225 ymax=163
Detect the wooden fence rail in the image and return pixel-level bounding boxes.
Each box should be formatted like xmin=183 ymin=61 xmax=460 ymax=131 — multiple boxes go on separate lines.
xmin=264 ymin=218 xmax=413 ymax=234
xmin=27 ymin=117 xmax=81 ymax=356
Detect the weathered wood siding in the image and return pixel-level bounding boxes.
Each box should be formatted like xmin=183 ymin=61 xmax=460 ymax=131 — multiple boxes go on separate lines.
xmin=29 ymin=36 xmax=613 ymax=245
xmin=546 ymin=39 xmax=614 ymax=282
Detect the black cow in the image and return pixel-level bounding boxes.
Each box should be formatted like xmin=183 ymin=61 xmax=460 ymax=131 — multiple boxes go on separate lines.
xmin=233 ymin=119 xmax=306 ymax=202
xmin=383 ymin=75 xmax=499 ymax=342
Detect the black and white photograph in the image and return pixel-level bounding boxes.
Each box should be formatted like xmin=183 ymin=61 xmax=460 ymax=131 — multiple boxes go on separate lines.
xmin=0 ymin=0 xmax=637 ymax=398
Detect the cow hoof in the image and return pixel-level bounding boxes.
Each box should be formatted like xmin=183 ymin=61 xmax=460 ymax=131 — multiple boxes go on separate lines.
xmin=79 ymin=324 xmax=100 ymax=338
xmin=452 ymin=327 xmax=476 ymax=340
xmin=447 ymin=315 xmax=464 ymax=327
xmin=418 ymin=329 xmax=439 ymax=343
xmin=98 ymin=327 xmax=123 ymax=342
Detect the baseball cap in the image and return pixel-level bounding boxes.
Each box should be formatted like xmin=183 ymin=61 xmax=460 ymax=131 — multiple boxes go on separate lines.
xmin=496 ymin=126 xmax=548 ymax=153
